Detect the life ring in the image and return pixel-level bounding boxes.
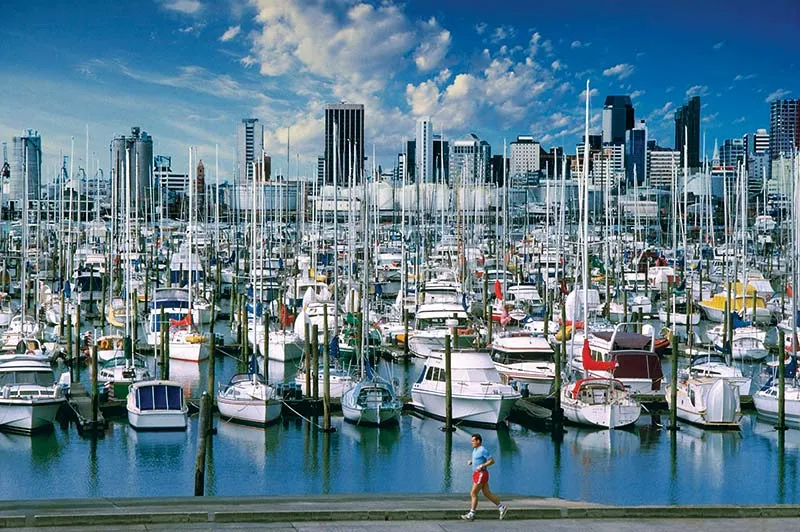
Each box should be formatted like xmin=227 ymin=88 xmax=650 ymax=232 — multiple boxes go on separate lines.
xmin=98 ymin=338 xmax=110 ymax=350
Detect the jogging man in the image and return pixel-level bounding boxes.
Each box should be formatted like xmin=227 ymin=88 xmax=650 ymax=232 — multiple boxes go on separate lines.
xmin=461 ymin=433 xmax=507 ymax=521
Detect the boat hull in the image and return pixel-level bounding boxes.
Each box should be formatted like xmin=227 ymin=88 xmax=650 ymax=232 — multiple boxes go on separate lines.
xmin=0 ymin=399 xmax=64 ymax=434
xmin=410 ymin=387 xmax=517 ymax=427
xmin=217 ymin=397 xmax=282 ymax=426
xmin=127 ymin=410 xmax=188 ymax=431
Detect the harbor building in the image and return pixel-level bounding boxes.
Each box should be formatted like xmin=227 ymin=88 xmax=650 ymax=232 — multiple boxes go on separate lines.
xmin=237 ymin=118 xmax=264 ymax=182
xmin=602 ymin=95 xmax=634 ymax=145
xmin=324 ymin=103 xmax=364 ymax=184
xmin=433 ymin=135 xmax=449 ymax=183
xmin=674 ymin=96 xmax=701 ymax=169
xmin=415 ymin=117 xmax=434 ymax=183
xmin=8 ymin=129 xmax=42 ymax=211
xmin=719 ymin=138 xmax=745 ymax=167
xmin=111 ymin=127 xmax=153 ymax=218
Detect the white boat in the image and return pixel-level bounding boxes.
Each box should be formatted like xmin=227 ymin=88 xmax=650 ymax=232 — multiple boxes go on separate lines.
xmin=126 ymin=380 xmax=188 ymax=431
xmin=664 ymin=377 xmax=742 ymax=429
xmin=706 ymin=322 xmax=769 ymax=361
xmin=251 ymin=327 xmax=303 ymax=362
xmin=341 ymin=378 xmax=402 ymax=426
xmin=295 ymin=362 xmax=355 ymax=399
xmin=560 ymin=377 xmax=641 ymax=429
xmin=685 ymin=351 xmax=752 ymax=396
xmin=657 ymin=298 xmax=701 ymax=326
xmin=753 ymin=383 xmax=800 ymax=427
xmin=407 ymin=303 xmax=475 ymax=358
xmin=0 ymin=355 xmax=65 ymax=434
xmin=217 ymin=373 xmax=282 ymax=426
xmin=490 ymin=332 xmax=555 ymax=395
xmin=410 ymin=349 xmax=521 ymax=427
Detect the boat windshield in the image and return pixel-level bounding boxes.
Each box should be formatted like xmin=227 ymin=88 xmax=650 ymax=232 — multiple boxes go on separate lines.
xmin=417 ymin=317 xmax=468 ymax=330
xmin=452 ymin=368 xmax=499 ymax=382
xmin=0 ymin=370 xmax=54 ymax=387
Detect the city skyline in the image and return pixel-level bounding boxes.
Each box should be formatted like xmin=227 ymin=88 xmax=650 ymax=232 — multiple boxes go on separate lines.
xmin=0 ymin=0 xmax=798 ymax=177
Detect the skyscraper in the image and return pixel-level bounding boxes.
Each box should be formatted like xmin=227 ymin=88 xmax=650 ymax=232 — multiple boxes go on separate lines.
xmin=324 ymin=103 xmax=365 ymax=184
xmin=601 ymin=96 xmax=635 ymax=145
xmin=449 ymin=134 xmax=491 ymax=185
xmin=674 ymin=96 xmax=701 ymax=169
xmin=625 ymin=120 xmax=647 ymax=186
xmin=415 ymin=117 xmax=434 ymax=183
xmin=432 ymin=136 xmax=449 ymax=183
xmin=509 ymin=136 xmax=541 ymax=179
xmin=719 ymin=138 xmax=745 ymax=167
xmin=237 ymin=118 xmax=264 ymax=181
xmin=9 ymin=129 xmax=41 ymax=207
xmin=769 ymin=99 xmax=800 ymax=160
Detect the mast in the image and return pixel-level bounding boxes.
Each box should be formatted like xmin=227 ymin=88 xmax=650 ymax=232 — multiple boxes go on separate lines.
xmin=582 ymin=80 xmax=590 ymax=325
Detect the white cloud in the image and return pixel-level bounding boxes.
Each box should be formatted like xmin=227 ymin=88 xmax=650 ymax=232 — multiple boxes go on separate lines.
xmin=733 ymin=116 xmax=746 ymax=124
xmin=528 ymin=32 xmax=552 ymax=56
xmin=178 ymin=23 xmax=206 ymax=34
xmin=405 ymin=80 xmax=440 ymax=117
xmin=220 ymin=25 xmax=241 ymax=42
xmin=550 ymin=112 xmax=571 ymax=128
xmin=602 ymin=63 xmax=635 ymax=80
xmin=435 ymin=68 xmax=452 ymax=84
xmin=685 ymin=84 xmax=709 ymax=98
xmin=475 ymin=22 xmax=487 ymax=35
xmin=734 ymin=73 xmax=756 ymax=81
xmin=712 ymin=41 xmax=725 ymax=50
xmin=414 ymin=18 xmax=451 ymax=72
xmin=158 ymin=0 xmax=203 ymax=15
xmin=630 ymin=89 xmax=646 ymax=99
xmin=702 ymin=112 xmax=718 ymax=123
xmin=579 ymin=86 xmax=598 ymax=101
xmin=570 ymin=40 xmax=590 ymax=48
xmin=240 ymin=55 xmax=257 ymax=68
xmin=765 ymin=88 xmax=791 ymax=102
xmin=491 ymin=25 xmax=516 ymax=43
xmin=551 ymin=60 xmax=564 ymax=71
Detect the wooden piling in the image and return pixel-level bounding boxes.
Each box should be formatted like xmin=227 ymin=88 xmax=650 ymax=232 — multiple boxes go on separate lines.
xmin=668 ymin=333 xmax=679 ymax=431
xmin=322 ymin=304 xmax=331 ymax=432
xmin=194 ymin=392 xmax=210 ymax=496
xmin=443 ymin=334 xmax=454 ymax=432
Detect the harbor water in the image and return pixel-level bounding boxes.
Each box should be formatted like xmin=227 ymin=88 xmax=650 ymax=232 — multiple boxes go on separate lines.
xmin=1 ymin=353 xmax=798 ymax=505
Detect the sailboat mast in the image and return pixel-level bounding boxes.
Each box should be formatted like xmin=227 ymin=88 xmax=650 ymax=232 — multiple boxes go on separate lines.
xmin=582 ymin=80 xmax=590 ymax=321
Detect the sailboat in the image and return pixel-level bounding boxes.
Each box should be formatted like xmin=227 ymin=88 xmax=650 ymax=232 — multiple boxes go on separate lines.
xmin=560 ymin=80 xmax=641 ymax=430
xmin=341 ymin=360 xmax=402 ymax=426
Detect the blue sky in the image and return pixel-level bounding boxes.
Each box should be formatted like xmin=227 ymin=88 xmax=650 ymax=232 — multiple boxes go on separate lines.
xmin=1 ymin=0 xmax=798 ymax=180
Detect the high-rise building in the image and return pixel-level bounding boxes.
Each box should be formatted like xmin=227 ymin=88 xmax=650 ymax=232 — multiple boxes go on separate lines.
xmin=602 ymin=96 xmax=635 ymax=145
xmin=719 ymin=138 xmax=745 ymax=167
xmin=237 ymin=118 xmax=264 ymax=181
xmin=432 ymin=136 xmax=449 ymax=183
xmin=509 ymin=136 xmax=541 ymax=179
xmin=396 ymin=152 xmax=407 ymax=183
xmin=9 ymin=129 xmax=42 ymax=207
xmin=415 ymin=117 xmax=434 ymax=183
xmin=449 ymin=134 xmax=491 ymax=185
xmin=405 ymin=140 xmax=416 ymax=182
xmin=769 ymin=99 xmax=800 ymax=160
xmin=754 ymin=128 xmax=769 ymax=154
xmin=316 ymin=156 xmax=325 ymax=187
xmin=625 ymin=120 xmax=647 ymax=186
xmin=111 ymin=126 xmax=153 ymax=217
xmin=491 ymin=155 xmax=509 ymax=186
xmin=324 ymin=103 xmax=365 ymax=184
xmin=591 ymin=144 xmax=625 ymax=186
xmin=674 ymin=96 xmax=701 ymax=169
xmin=647 ymin=148 xmax=680 ymax=188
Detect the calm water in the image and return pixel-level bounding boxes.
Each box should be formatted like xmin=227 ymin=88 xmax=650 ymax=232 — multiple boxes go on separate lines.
xmin=1 ymin=352 xmax=799 ymax=504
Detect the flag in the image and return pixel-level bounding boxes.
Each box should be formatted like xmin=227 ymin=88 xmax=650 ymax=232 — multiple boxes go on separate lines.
xmin=494 ymin=279 xmax=502 ymax=300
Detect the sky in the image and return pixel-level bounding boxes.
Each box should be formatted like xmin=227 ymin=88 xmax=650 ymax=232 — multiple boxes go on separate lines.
xmin=1 ymin=0 xmax=798 ymax=181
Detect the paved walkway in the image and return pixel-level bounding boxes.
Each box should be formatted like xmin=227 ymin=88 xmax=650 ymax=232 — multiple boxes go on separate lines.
xmin=1 ymin=494 xmax=798 ymax=530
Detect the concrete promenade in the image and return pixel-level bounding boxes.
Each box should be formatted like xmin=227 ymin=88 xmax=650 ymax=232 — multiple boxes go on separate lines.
xmin=1 ymin=494 xmax=799 ymax=530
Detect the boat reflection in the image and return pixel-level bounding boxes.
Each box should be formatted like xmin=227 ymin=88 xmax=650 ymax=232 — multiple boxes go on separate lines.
xmin=215 ymin=416 xmax=282 ymax=471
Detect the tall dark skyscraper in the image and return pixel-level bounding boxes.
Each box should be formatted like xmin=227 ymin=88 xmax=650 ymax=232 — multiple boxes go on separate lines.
xmin=601 ymin=95 xmax=634 ymax=145
xmin=625 ymin=120 xmax=647 ymax=186
xmin=769 ymin=99 xmax=800 ymax=160
xmin=674 ymin=96 xmax=700 ymax=168
xmin=324 ymin=103 xmax=364 ymax=184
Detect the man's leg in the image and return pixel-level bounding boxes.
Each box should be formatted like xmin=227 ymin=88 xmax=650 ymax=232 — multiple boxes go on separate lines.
xmin=481 ymin=483 xmax=500 ymax=506
xmin=470 ymin=482 xmax=481 ymax=510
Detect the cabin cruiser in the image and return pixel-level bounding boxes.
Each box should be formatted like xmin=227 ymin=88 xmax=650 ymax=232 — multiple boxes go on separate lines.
xmin=0 ymin=355 xmax=65 ymax=434
xmin=491 ymin=331 xmax=555 ymax=395
xmin=410 ymin=349 xmax=520 ymax=427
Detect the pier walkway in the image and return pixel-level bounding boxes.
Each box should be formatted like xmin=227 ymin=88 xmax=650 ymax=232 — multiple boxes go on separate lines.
xmin=1 ymin=494 xmax=798 ymax=531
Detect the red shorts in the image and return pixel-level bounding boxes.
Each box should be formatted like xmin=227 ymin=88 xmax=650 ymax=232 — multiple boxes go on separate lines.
xmin=472 ymin=469 xmax=489 ymax=485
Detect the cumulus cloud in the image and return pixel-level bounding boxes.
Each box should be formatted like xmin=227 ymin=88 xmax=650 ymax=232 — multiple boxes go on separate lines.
xmin=570 ymin=40 xmax=590 ymax=48
xmin=551 ymin=60 xmax=564 ymax=71
xmin=491 ymin=25 xmax=516 ymax=43
xmin=475 ymin=22 xmax=487 ymax=35
xmin=579 ymin=86 xmax=598 ymax=101
xmin=414 ymin=17 xmax=451 ymax=72
xmin=765 ymin=88 xmax=791 ymax=102
xmin=712 ymin=41 xmax=725 ymax=50
xmin=630 ymin=89 xmax=646 ymax=99
xmin=220 ymin=25 xmax=241 ymax=42
xmin=602 ymin=63 xmax=635 ymax=80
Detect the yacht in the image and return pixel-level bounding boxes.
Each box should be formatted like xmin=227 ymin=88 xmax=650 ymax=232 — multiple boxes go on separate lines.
xmin=217 ymin=373 xmax=282 ymax=426
xmin=664 ymin=377 xmax=742 ymax=429
xmin=491 ymin=331 xmax=555 ymax=395
xmin=410 ymin=349 xmax=520 ymax=427
xmin=0 ymin=355 xmax=65 ymax=434
xmin=561 ymin=377 xmax=641 ymax=429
